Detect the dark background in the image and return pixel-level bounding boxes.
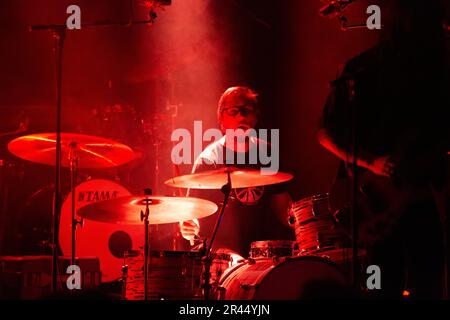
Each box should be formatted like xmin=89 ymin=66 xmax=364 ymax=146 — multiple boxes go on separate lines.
xmin=0 ymin=0 xmax=380 ymax=255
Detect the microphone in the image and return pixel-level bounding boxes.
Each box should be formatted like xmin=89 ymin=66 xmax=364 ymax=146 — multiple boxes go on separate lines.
xmin=319 ymin=0 xmax=356 ymax=18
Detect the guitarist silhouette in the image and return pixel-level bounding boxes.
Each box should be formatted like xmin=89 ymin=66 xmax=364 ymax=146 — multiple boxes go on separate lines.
xmin=318 ymin=0 xmax=450 ymax=298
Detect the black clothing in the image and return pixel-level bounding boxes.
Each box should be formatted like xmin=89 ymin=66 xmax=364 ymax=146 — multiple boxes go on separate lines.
xmin=321 ymin=44 xmax=449 ymax=298
xmin=189 ymin=138 xmax=294 ymax=257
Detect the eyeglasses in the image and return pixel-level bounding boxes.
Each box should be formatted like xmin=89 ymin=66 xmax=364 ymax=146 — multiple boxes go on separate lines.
xmin=222 ymin=106 xmax=256 ymax=117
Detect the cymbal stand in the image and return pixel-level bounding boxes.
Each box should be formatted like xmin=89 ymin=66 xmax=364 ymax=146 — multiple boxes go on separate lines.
xmin=68 ymin=142 xmax=82 ymax=267
xmin=29 ymin=3 xmax=165 ymax=294
xmin=140 ymin=188 xmax=152 ymax=301
xmin=202 ymin=168 xmax=232 ymax=300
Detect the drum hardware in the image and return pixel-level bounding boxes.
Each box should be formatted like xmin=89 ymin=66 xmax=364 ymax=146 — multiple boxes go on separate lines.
xmin=165 ymin=166 xmax=293 ymax=190
xmin=8 ymin=133 xmax=138 ymax=266
xmin=28 ymin=3 xmax=167 ymax=293
xmin=0 ymin=256 xmax=101 ymax=299
xmin=140 ymin=188 xmax=151 ymax=301
xmin=58 ymin=178 xmax=143 ymax=282
xmin=68 ymin=141 xmax=81 ymax=266
xmin=8 ymin=132 xmax=139 ymax=291
xmin=122 ymin=249 xmax=203 ymax=300
xmin=249 ymin=240 xmax=295 ymax=261
xmin=240 ymin=284 xmax=256 ymax=291
xmin=77 ymin=192 xmax=217 ymax=299
xmin=0 ymin=159 xmax=8 ymax=255
xmin=217 ymin=255 xmax=349 ymax=300
xmin=165 ymin=166 xmax=234 ymax=300
xmin=290 ymin=193 xmax=349 ymax=255
xmin=165 ymin=166 xmax=294 ymax=300
xmin=76 ymin=194 xmax=218 ymax=225
xmin=121 ymin=263 xmax=129 ymax=299
xmin=28 ymin=21 xmax=65 ymax=294
xmin=202 ymin=168 xmax=232 ymax=301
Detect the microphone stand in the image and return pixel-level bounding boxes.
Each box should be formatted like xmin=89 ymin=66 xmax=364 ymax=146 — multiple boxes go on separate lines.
xmin=29 ymin=13 xmax=160 ymax=295
xmin=348 ymin=77 xmax=360 ymax=290
xmin=38 ymin=26 xmax=65 ymax=294
xmin=333 ymin=72 xmax=361 ymax=288
xmin=202 ymin=168 xmax=232 ymax=300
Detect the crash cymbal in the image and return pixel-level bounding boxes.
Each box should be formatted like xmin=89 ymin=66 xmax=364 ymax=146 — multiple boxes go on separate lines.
xmin=8 ymin=133 xmax=138 ymax=169
xmin=165 ymin=167 xmax=293 ymax=189
xmin=77 ymin=195 xmax=218 ymax=225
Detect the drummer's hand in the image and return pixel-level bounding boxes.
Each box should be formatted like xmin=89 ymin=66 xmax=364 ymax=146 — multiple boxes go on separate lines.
xmin=180 ymin=219 xmax=200 ymax=243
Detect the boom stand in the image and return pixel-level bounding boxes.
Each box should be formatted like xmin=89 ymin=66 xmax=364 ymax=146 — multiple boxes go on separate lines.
xmin=202 ymin=169 xmax=232 ymax=300
xmin=29 ymin=11 xmax=160 ymax=294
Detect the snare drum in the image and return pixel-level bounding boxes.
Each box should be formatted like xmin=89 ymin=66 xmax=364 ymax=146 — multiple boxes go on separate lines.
xmin=290 ymin=194 xmax=346 ymax=254
xmin=122 ymin=250 xmax=203 ymax=300
xmin=217 ymin=255 xmax=349 ymax=300
xmin=249 ymin=240 xmax=295 ymax=260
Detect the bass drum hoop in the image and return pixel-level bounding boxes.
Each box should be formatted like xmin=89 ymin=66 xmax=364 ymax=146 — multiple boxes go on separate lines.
xmin=218 ymin=255 xmax=349 ymax=300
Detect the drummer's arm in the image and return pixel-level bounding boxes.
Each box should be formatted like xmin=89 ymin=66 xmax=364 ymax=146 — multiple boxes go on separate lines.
xmin=180 ymin=157 xmax=216 ymax=244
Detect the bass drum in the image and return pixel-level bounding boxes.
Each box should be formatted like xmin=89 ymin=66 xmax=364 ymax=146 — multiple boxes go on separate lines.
xmin=218 ymin=256 xmax=349 ymax=300
xmin=59 ymin=179 xmax=144 ymax=282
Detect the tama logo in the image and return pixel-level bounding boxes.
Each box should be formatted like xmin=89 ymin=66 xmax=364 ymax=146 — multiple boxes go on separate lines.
xmin=78 ymin=191 xmax=119 ymax=202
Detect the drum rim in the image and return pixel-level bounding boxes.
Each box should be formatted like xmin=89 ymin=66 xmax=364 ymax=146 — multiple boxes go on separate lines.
xmin=250 ymin=240 xmax=296 ymax=248
xmin=218 ymin=255 xmax=349 ymax=300
xmin=125 ymin=249 xmax=204 ymax=258
xmin=220 ymin=255 xmax=346 ymax=283
xmin=292 ymin=193 xmax=330 ymax=209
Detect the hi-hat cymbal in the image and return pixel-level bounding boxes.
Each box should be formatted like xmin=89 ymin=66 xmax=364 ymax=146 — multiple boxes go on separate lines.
xmin=77 ymin=195 xmax=218 ymax=225
xmin=8 ymin=133 xmax=138 ymax=169
xmin=165 ymin=167 xmax=293 ymax=189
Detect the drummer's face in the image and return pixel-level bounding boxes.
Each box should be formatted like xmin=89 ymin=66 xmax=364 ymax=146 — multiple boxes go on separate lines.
xmin=220 ymin=96 xmax=257 ymax=132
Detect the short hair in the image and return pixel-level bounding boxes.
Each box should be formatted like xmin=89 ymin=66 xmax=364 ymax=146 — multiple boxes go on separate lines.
xmin=217 ymin=86 xmax=259 ymax=122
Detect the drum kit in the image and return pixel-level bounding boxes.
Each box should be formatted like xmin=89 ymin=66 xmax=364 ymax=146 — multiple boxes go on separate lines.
xmin=4 ymin=131 xmax=357 ymax=300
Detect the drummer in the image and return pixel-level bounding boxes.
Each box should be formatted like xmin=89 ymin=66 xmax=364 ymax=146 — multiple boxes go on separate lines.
xmin=180 ymin=86 xmax=294 ymax=257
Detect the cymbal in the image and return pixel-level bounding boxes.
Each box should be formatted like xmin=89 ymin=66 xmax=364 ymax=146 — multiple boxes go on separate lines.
xmin=77 ymin=195 xmax=218 ymax=225
xmin=165 ymin=167 xmax=293 ymax=189
xmin=8 ymin=133 xmax=138 ymax=169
